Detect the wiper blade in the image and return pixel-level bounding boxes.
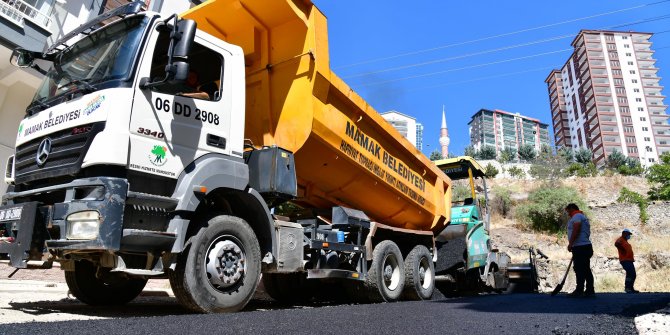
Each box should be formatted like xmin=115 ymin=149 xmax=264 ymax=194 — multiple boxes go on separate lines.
xmin=63 ymin=79 xmax=96 ymax=92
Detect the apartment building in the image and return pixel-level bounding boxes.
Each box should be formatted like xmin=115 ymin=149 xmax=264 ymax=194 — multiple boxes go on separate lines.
xmin=545 ymin=30 xmax=670 ymax=167
xmin=468 ymin=108 xmax=551 ymax=155
xmin=381 ymin=110 xmax=423 ymax=150
xmin=0 ymin=0 xmax=194 ymax=197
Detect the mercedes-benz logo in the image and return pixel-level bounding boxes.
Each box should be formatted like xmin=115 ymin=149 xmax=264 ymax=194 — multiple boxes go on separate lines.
xmin=36 ymin=137 xmax=52 ymax=166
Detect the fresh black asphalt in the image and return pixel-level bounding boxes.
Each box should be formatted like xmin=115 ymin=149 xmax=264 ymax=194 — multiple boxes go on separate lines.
xmin=1 ymin=292 xmax=668 ymax=335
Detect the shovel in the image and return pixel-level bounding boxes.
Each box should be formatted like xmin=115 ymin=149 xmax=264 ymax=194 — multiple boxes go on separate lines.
xmin=551 ymin=259 xmax=573 ymax=296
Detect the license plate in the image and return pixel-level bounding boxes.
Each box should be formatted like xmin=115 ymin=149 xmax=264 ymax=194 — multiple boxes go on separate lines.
xmin=0 ymin=206 xmax=23 ymax=222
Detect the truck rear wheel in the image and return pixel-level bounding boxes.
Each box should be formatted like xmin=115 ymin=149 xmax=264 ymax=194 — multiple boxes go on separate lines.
xmin=169 ymin=215 xmax=261 ymax=313
xmin=65 ymin=260 xmax=147 ymax=305
xmin=365 ymin=240 xmax=404 ymax=302
xmin=403 ymin=245 xmax=435 ymax=300
xmin=261 ymin=273 xmax=313 ymax=304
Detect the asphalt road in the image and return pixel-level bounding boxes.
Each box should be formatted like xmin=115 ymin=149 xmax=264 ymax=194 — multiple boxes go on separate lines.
xmin=1 ymin=292 xmax=668 ymax=335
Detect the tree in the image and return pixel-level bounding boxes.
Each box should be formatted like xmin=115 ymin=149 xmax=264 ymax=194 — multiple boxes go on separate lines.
xmin=558 ymin=147 xmax=574 ymax=163
xmin=515 ymin=186 xmax=588 ymax=233
xmin=484 ymin=163 xmax=499 ymax=178
xmin=574 ymin=148 xmax=593 ymax=165
xmin=429 ymin=150 xmax=443 ymax=161
xmin=606 ymin=150 xmax=627 ymax=169
xmin=647 ymin=152 xmax=670 ymax=200
xmin=478 ymin=146 xmax=497 ymax=160
xmin=618 ymin=157 xmax=644 ymax=176
xmin=464 ymin=145 xmax=476 ymax=158
xmin=499 ymin=147 xmax=516 ymax=164
xmin=508 ymin=166 xmax=525 ymax=179
xmin=517 ymin=144 xmax=536 ymax=162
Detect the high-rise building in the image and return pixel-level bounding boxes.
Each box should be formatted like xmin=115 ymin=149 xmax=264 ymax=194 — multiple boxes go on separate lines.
xmin=468 ymin=109 xmax=551 ymax=155
xmin=546 ymin=30 xmax=670 ymax=167
xmin=381 ymin=111 xmax=423 ymax=149
xmin=416 ymin=123 xmax=424 ymax=151
xmin=439 ymin=108 xmax=450 ymax=158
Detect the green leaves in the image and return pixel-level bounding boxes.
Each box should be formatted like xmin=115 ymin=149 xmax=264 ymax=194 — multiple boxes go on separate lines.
xmin=647 ymin=152 xmax=670 ymax=200
xmin=516 ymin=186 xmax=587 ymax=233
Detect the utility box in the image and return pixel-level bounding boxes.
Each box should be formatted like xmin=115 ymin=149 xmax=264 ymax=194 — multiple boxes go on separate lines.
xmin=245 ymin=146 xmax=297 ymax=201
xmin=273 ymin=220 xmax=303 ymax=272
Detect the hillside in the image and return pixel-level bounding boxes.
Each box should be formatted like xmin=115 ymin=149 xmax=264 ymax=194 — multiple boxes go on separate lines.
xmin=487 ymin=176 xmax=670 ymax=293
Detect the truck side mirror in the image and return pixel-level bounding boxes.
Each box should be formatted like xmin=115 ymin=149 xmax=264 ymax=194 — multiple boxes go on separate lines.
xmin=167 ymin=19 xmax=196 ymax=82
xmin=10 ymin=48 xmax=35 ymax=68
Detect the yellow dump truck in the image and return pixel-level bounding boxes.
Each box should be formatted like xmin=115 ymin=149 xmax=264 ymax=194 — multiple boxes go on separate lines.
xmin=1 ymin=0 xmax=451 ymax=312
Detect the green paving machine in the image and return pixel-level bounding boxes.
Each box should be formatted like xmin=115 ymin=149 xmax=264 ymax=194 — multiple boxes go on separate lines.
xmin=433 ymin=156 xmax=538 ymax=294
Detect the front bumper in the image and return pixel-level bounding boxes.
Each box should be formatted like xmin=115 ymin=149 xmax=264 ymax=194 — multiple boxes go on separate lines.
xmin=0 ymin=177 xmax=128 ymax=268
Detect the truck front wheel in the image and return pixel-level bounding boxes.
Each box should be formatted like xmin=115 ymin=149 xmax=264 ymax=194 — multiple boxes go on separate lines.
xmin=403 ymin=245 xmax=435 ymax=300
xmin=169 ymin=215 xmax=261 ymax=313
xmin=366 ymin=240 xmax=404 ymax=302
xmin=65 ymin=260 xmax=147 ymax=305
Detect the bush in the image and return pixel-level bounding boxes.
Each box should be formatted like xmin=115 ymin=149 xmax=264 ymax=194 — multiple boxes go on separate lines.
xmin=452 ymin=184 xmax=471 ymax=202
xmin=617 ymin=187 xmax=649 ymax=224
xmin=517 ymin=144 xmax=537 ymax=162
xmin=508 ymin=166 xmax=525 ymax=179
xmin=566 ymin=162 xmax=598 ymax=177
xmin=429 ymin=150 xmax=443 ymax=161
xmin=606 ymin=150 xmax=627 ymax=169
xmin=574 ymin=148 xmax=593 ymax=165
xmin=478 ymin=146 xmax=497 ymax=160
xmin=618 ymin=157 xmax=644 ymax=176
xmin=484 ymin=163 xmax=499 ymax=178
xmin=515 ymin=186 xmax=587 ymax=233
xmin=491 ymin=186 xmax=512 ymax=218
xmin=648 ymin=152 xmax=670 ymax=200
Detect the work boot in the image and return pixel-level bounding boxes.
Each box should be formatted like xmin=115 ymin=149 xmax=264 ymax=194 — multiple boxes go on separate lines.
xmin=567 ymin=289 xmax=583 ymax=297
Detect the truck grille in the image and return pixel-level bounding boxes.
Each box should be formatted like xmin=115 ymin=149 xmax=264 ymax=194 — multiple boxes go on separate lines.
xmin=13 ymin=122 xmax=105 ymax=184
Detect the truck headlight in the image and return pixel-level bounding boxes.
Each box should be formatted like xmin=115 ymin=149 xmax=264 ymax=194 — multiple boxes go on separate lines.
xmin=66 ymin=211 xmax=101 ymax=240
xmin=4 ymin=155 xmax=14 ymax=184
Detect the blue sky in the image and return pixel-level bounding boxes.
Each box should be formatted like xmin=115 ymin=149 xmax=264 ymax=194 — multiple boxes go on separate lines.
xmin=312 ymin=0 xmax=670 ymax=156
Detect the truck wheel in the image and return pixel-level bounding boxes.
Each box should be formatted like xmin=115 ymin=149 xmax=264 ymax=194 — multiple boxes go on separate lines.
xmin=169 ymin=215 xmax=261 ymax=313
xmin=365 ymin=240 xmax=404 ymax=302
xmin=403 ymin=245 xmax=435 ymax=300
xmin=65 ymin=260 xmax=147 ymax=305
xmin=261 ymin=273 xmax=313 ymax=304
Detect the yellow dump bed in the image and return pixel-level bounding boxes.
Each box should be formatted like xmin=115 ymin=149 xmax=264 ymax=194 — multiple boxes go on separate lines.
xmin=182 ymin=0 xmax=451 ymax=232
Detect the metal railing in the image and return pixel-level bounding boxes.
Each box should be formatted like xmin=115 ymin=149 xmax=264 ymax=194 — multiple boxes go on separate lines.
xmin=0 ymin=0 xmax=51 ymax=27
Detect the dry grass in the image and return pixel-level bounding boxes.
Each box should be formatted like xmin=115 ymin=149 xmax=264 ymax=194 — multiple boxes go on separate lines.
xmin=596 ymin=265 xmax=670 ymax=293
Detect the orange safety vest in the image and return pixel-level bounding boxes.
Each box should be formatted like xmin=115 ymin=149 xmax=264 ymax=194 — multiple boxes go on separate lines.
xmin=615 ymin=236 xmax=634 ymax=262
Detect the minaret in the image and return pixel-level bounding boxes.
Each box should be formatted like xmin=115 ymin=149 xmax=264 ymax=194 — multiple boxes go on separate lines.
xmin=439 ymin=106 xmax=450 ymax=158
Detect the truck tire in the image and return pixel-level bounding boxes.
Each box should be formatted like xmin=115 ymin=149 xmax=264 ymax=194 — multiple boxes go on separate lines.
xmin=403 ymin=245 xmax=435 ymax=300
xmin=261 ymin=273 xmax=313 ymax=304
xmin=169 ymin=215 xmax=261 ymax=313
xmin=65 ymin=260 xmax=147 ymax=305
xmin=365 ymin=240 xmax=404 ymax=302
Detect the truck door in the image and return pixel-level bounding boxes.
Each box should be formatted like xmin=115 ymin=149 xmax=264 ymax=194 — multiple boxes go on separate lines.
xmin=130 ymin=24 xmax=233 ymax=179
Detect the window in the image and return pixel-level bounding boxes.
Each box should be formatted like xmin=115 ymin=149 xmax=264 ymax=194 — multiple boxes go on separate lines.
xmin=606 ymin=35 xmax=614 ymax=41
xmin=630 ymin=70 xmax=636 ymax=74
xmin=661 ymin=141 xmax=668 ymax=145
xmin=612 ymin=69 xmax=622 ymax=75
xmin=632 ymin=79 xmax=638 ymax=83
xmin=636 ymin=98 xmax=642 ymax=102
xmin=149 ymin=31 xmax=224 ymax=101
xmin=640 ymin=117 xmax=647 ymax=121
xmin=624 ymin=44 xmax=630 ymax=48
xmin=646 ymin=147 xmax=653 ymax=152
xmin=624 ymin=126 xmax=634 ymax=132
xmin=623 ymin=36 xmax=628 ymax=40
xmin=616 ymin=87 xmax=626 ymax=94
xmin=614 ymin=78 xmax=624 ymax=85
xmin=611 ymin=60 xmax=620 ymax=67
xmin=627 ymin=147 xmax=638 ymax=153
xmin=649 ymin=158 xmax=656 ymax=162
xmin=626 ymin=136 xmax=636 ymax=143
xmin=623 ymin=117 xmax=633 ymax=123
xmin=644 ymin=137 xmax=651 ymax=141
xmin=620 ymin=106 xmax=630 ymax=113
xmin=638 ymin=107 xmax=644 ymax=111
xmin=628 ymin=61 xmax=634 ymax=65
xmin=607 ymin=43 xmax=617 ymax=50
xmin=609 ymin=52 xmax=618 ymax=59
xmin=643 ymin=127 xmax=649 ymax=131
xmin=634 ymin=88 xmax=640 ymax=93
xmin=626 ymin=53 xmax=632 ymax=57
xmin=618 ymin=97 xmax=628 ymax=104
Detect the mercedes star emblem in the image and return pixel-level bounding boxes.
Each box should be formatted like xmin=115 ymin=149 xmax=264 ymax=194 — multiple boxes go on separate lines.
xmin=36 ymin=137 xmax=52 ymax=166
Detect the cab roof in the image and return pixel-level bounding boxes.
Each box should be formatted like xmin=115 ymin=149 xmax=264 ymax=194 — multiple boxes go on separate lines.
xmin=433 ymin=156 xmax=486 ymax=180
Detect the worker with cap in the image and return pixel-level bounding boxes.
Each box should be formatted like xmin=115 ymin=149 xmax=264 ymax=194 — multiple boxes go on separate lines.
xmin=615 ymin=228 xmax=639 ymax=293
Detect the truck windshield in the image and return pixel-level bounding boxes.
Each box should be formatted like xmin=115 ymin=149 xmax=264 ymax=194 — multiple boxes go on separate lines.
xmin=31 ymin=15 xmax=147 ymax=107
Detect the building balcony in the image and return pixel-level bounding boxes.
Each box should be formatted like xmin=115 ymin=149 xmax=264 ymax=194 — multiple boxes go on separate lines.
xmin=0 ymin=0 xmax=54 ymax=50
